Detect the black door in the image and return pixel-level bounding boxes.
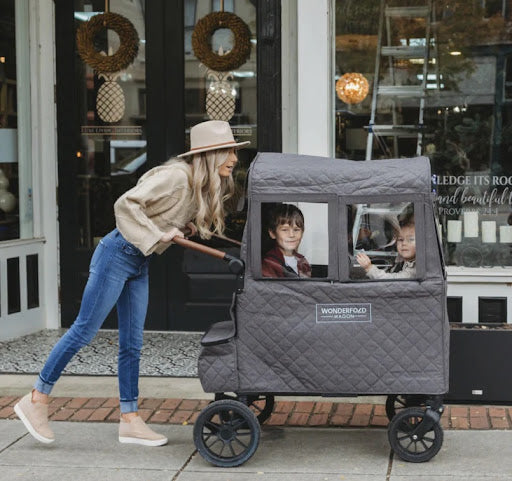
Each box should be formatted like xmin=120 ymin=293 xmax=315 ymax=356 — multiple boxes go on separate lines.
xmin=56 ymin=0 xmax=281 ymax=331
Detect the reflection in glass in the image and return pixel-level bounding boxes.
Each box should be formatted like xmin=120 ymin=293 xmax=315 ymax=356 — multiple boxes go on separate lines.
xmin=0 ymin=0 xmax=32 ymax=241
xmin=335 ymin=0 xmax=512 ymax=267
xmin=185 ymin=0 xmax=257 ymax=241
xmin=74 ymin=0 xmax=147 ymax=249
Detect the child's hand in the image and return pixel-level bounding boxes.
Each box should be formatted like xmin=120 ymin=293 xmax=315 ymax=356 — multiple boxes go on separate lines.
xmin=356 ymin=252 xmax=372 ymax=272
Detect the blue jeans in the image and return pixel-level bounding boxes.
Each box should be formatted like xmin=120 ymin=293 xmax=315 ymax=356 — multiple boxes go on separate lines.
xmin=35 ymin=229 xmax=151 ymax=413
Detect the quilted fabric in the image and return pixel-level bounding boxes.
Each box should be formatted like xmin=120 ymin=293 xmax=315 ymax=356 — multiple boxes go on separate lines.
xmin=235 ymin=279 xmax=448 ymax=394
xmin=198 ymin=154 xmax=449 ymax=396
xmin=198 ymin=340 xmax=238 ymax=392
xmin=249 ymin=153 xmax=431 ymax=196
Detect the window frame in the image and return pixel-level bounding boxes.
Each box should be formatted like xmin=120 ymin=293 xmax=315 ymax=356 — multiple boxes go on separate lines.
xmin=339 ymin=193 xmax=427 ymax=282
xmin=250 ymin=193 xmax=339 ymax=281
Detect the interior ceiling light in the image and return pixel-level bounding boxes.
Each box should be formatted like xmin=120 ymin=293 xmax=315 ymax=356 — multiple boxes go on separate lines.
xmin=335 ymin=73 xmax=369 ymax=104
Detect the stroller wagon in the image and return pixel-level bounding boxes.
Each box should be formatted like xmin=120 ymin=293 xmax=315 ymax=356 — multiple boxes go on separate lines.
xmin=178 ymin=153 xmax=449 ymax=467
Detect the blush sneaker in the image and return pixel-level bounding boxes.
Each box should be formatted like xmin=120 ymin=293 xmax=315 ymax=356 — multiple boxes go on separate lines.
xmin=14 ymin=392 xmax=55 ymax=444
xmin=119 ymin=416 xmax=168 ymax=446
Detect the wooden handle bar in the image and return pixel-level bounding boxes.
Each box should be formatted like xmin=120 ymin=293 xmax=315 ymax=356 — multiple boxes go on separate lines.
xmin=182 ymin=226 xmax=242 ymax=247
xmin=172 ymin=236 xmax=227 ymax=260
xmin=212 ymin=233 xmax=242 ymax=246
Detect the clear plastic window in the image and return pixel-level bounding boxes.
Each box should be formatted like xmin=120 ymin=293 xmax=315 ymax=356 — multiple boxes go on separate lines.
xmin=261 ymin=202 xmax=328 ymax=278
xmin=349 ymin=202 xmax=417 ymax=280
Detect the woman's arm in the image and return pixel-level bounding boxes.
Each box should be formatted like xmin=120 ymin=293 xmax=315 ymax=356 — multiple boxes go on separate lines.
xmin=114 ymin=168 xmax=189 ymax=255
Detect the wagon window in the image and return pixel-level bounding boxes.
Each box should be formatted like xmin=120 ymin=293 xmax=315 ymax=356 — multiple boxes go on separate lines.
xmin=261 ymin=202 xmax=329 ymax=278
xmin=349 ymin=202 xmax=417 ymax=280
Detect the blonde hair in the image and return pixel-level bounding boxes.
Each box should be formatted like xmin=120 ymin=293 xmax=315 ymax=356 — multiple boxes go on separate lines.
xmin=181 ymin=149 xmax=235 ymax=239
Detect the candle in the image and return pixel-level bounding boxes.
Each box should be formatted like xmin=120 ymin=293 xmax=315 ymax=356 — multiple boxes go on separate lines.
xmin=447 ymin=220 xmax=462 ymax=243
xmin=481 ymin=221 xmax=496 ymax=243
xmin=500 ymin=225 xmax=512 ymax=243
xmin=463 ymin=211 xmax=479 ymax=237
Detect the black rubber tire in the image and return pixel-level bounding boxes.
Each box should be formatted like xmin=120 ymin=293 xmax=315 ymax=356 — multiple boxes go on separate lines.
xmin=194 ymin=399 xmax=260 ymax=467
xmin=247 ymin=395 xmax=275 ymax=424
xmin=388 ymin=407 xmax=443 ymax=463
xmin=214 ymin=393 xmax=275 ymax=424
xmin=385 ymin=394 xmax=428 ymax=421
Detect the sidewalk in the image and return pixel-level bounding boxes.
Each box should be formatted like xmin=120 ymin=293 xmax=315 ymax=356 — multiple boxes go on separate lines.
xmin=1 ymin=420 xmax=512 ymax=480
xmin=2 ymin=375 xmax=512 ymax=480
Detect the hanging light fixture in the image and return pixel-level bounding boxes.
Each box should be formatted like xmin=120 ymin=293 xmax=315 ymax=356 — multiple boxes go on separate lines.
xmin=336 ymin=73 xmax=369 ymax=104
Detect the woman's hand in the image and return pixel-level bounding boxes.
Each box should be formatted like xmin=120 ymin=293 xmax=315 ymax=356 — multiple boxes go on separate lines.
xmin=160 ymin=227 xmax=185 ymax=243
xmin=356 ymin=252 xmax=372 ymax=272
xmin=185 ymin=222 xmax=197 ymax=237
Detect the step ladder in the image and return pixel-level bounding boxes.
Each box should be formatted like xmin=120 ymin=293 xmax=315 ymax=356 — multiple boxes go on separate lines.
xmin=365 ymin=0 xmax=436 ymax=160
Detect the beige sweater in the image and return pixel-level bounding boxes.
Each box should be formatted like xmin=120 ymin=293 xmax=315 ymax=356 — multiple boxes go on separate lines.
xmin=114 ymin=161 xmax=197 ymax=256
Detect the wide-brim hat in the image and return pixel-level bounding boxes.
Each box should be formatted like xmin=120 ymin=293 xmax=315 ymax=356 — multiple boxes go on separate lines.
xmin=177 ymin=120 xmax=250 ymax=158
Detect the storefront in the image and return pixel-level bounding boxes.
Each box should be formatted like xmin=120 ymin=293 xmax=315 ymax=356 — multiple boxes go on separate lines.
xmin=4 ymin=0 xmax=512 ymax=400
xmin=54 ymin=0 xmax=281 ymax=331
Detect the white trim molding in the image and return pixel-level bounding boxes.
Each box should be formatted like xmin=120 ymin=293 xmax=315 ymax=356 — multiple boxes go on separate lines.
xmin=296 ymin=0 xmax=334 ymax=156
xmin=29 ymin=0 xmax=60 ymax=331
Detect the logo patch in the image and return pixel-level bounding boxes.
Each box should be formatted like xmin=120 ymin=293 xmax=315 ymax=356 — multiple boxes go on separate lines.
xmin=316 ymin=303 xmax=372 ymax=323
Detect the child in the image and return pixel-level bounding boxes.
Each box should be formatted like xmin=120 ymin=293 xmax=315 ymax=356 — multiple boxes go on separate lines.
xmin=262 ymin=204 xmax=312 ymax=278
xmin=356 ymin=221 xmax=416 ymax=279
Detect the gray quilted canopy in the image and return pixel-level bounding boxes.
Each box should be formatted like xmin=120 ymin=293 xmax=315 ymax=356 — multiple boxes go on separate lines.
xmin=249 ymin=153 xmax=432 ymax=196
xmin=198 ymin=153 xmax=449 ymax=397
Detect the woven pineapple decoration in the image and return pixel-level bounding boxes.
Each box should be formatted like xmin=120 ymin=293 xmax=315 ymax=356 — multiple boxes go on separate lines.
xmin=76 ymin=10 xmax=138 ymax=124
xmin=205 ymin=55 xmax=236 ymax=122
xmin=96 ymin=73 xmax=125 ymax=123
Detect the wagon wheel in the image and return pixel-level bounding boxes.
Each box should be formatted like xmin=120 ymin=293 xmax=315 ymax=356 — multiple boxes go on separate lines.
xmin=194 ymin=399 xmax=260 ymax=467
xmin=215 ymin=393 xmax=275 ymax=424
xmin=388 ymin=407 xmax=443 ymax=463
xmin=385 ymin=394 xmax=428 ymax=421
xmin=246 ymin=395 xmax=275 ymax=424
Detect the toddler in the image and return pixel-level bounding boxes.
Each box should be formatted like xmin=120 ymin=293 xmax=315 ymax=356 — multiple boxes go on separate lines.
xmin=356 ymin=221 xmax=416 ymax=279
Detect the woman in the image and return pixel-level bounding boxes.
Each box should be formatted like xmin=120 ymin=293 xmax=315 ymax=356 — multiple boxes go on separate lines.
xmin=14 ymin=120 xmax=249 ymax=447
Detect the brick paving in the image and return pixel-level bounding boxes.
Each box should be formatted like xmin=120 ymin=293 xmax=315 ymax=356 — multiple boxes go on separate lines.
xmin=1 ymin=396 xmax=512 ymax=429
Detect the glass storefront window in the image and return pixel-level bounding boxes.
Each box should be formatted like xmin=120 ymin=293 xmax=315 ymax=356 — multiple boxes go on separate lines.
xmin=335 ymin=0 xmax=512 ymax=268
xmin=185 ymin=0 xmax=257 ymax=240
xmin=74 ymin=0 xmax=146 ymax=249
xmin=0 ymin=0 xmax=33 ymax=240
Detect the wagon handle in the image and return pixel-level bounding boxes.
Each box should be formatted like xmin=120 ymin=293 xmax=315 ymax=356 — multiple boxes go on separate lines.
xmin=172 ymin=236 xmax=244 ymax=275
xmin=182 ymin=227 xmax=242 ymax=247
xmin=212 ymin=233 xmax=242 ymax=246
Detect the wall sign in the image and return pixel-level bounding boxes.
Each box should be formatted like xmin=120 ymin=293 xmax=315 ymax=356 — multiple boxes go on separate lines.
xmin=81 ymin=125 xmax=142 ymax=136
xmin=434 ymin=174 xmax=512 ymax=217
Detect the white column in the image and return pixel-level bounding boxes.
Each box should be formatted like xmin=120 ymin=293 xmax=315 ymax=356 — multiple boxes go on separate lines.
xmin=29 ymin=0 xmax=60 ymax=328
xmin=294 ymin=1 xmax=334 ymax=259
xmin=281 ymin=0 xmax=298 ymax=154
xmin=296 ymin=0 xmax=333 ymax=156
